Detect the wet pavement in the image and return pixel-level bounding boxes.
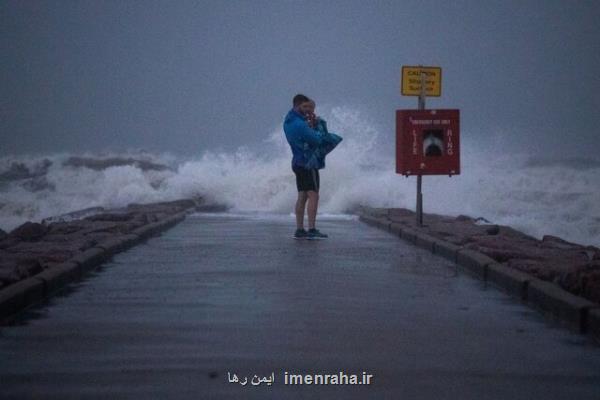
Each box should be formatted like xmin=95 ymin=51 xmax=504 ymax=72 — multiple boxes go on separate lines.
xmin=1 ymin=212 xmax=600 ymax=399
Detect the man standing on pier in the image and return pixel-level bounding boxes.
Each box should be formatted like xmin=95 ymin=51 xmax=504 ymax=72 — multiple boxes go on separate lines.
xmin=283 ymin=94 xmax=328 ymax=240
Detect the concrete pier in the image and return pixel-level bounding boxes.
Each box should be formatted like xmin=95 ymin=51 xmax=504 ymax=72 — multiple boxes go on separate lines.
xmin=1 ymin=212 xmax=599 ymax=399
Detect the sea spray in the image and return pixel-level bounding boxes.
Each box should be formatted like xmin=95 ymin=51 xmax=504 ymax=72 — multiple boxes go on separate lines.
xmin=1 ymin=106 xmax=599 ymax=246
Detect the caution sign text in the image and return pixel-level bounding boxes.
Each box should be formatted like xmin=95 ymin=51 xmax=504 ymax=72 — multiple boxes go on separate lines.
xmin=401 ymin=66 xmax=442 ymax=97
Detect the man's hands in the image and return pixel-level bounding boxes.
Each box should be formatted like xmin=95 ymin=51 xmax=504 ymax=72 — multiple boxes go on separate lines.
xmin=304 ymin=112 xmax=318 ymax=128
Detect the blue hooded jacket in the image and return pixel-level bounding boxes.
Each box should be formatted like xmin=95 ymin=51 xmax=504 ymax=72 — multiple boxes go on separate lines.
xmin=304 ymin=118 xmax=343 ymax=169
xmin=283 ymin=108 xmax=324 ymax=168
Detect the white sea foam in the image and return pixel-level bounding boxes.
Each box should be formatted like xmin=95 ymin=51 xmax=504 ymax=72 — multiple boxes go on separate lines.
xmin=1 ymin=106 xmax=599 ymax=246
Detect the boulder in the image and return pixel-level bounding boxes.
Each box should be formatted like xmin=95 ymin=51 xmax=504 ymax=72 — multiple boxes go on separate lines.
xmin=0 ymin=267 xmax=19 ymax=288
xmin=133 ymin=213 xmax=150 ymax=225
xmin=42 ymin=206 xmax=105 ymax=224
xmin=84 ymin=212 xmax=134 ymax=222
xmin=76 ymin=220 xmax=124 ymax=235
xmin=9 ymin=221 xmax=48 ymax=241
xmin=16 ymin=258 xmax=43 ymax=278
xmin=387 ymin=208 xmax=415 ymax=218
xmin=46 ymin=221 xmax=84 ymax=235
xmin=485 ymin=225 xmax=500 ymax=235
xmin=0 ymin=236 xmax=21 ymax=249
xmin=4 ymin=241 xmax=77 ymax=265
xmin=455 ymin=215 xmax=473 ymax=222
xmin=0 ymin=257 xmax=43 ymax=285
xmin=582 ymin=270 xmax=600 ymax=303
xmin=541 ymin=235 xmax=583 ymax=250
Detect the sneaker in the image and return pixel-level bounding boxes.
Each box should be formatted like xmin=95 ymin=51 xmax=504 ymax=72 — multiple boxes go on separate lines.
xmin=307 ymin=228 xmax=328 ymax=240
xmin=293 ymin=228 xmax=308 ymax=239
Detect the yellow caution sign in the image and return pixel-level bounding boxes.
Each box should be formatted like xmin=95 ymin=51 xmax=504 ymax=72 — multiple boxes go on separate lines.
xmin=401 ymin=66 xmax=442 ymax=97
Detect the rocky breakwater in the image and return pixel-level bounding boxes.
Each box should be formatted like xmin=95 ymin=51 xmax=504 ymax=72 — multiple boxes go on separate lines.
xmin=0 ymin=196 xmax=220 ymax=323
xmin=358 ymin=206 xmax=600 ymax=341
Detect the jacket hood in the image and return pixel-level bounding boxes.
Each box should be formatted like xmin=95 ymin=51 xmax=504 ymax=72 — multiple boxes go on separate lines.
xmin=284 ymin=108 xmax=304 ymax=124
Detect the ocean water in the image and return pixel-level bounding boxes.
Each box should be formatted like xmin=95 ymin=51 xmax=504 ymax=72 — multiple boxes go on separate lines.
xmin=1 ymin=106 xmax=599 ymax=247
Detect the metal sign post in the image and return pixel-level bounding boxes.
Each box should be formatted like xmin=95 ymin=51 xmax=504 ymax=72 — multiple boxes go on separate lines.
xmin=400 ymin=64 xmax=444 ymax=227
xmin=416 ymin=69 xmax=426 ymax=226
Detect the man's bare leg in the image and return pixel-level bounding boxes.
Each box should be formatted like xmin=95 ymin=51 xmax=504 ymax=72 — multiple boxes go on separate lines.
xmin=307 ymin=190 xmax=319 ymax=230
xmin=295 ymin=191 xmax=308 ymax=229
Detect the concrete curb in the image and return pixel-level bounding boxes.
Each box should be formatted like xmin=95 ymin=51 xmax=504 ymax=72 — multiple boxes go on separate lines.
xmin=93 ymin=233 xmax=141 ymax=255
xmin=400 ymin=228 xmax=417 ymax=244
xmin=34 ymin=261 xmax=82 ymax=297
xmin=358 ymin=210 xmax=600 ymax=344
xmin=486 ymin=263 xmax=532 ymax=301
xmin=456 ymin=249 xmax=495 ymax=280
xmin=0 ymin=278 xmax=45 ymax=322
xmin=415 ymin=232 xmax=438 ymax=252
xmin=389 ymin=222 xmax=403 ymax=236
xmin=432 ymin=240 xmax=461 ymax=263
xmin=0 ymin=207 xmax=194 ymax=325
xmin=526 ymin=279 xmax=599 ymax=334
xmin=358 ymin=214 xmax=379 ymax=227
xmin=131 ymin=213 xmax=185 ymax=240
xmin=71 ymin=247 xmax=111 ymax=274
xmin=589 ymin=309 xmax=600 ymax=344
xmin=131 ymin=223 xmax=157 ymax=240
xmin=358 ymin=215 xmax=390 ymax=231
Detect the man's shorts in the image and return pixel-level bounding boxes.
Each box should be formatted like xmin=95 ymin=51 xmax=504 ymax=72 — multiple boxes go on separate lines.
xmin=292 ymin=165 xmax=319 ymax=192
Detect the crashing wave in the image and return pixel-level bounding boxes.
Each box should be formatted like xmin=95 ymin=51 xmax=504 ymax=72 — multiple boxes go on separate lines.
xmin=0 ymin=106 xmax=599 ymax=247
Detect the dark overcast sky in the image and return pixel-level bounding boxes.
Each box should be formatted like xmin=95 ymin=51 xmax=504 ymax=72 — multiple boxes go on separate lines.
xmin=1 ymin=0 xmax=599 ymax=158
